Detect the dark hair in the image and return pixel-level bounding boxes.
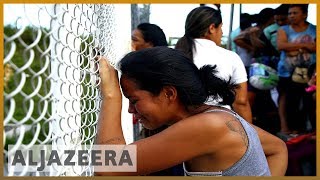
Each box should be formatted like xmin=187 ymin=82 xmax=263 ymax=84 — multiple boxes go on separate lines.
xmin=289 ymin=4 xmax=309 ymax=14
xmin=256 ymin=8 xmax=274 ymax=26
xmin=118 ymin=47 xmax=237 ymax=107
xmin=275 ymin=4 xmax=290 ymax=15
xmin=137 ymin=23 xmax=168 ymax=46
xmin=240 ymin=13 xmax=252 ymax=30
xmin=175 ymin=6 xmax=222 ymax=60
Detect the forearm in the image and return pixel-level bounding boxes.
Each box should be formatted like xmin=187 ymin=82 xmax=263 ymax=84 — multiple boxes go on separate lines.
xmin=304 ymin=43 xmax=316 ymax=53
xmin=277 ymin=42 xmax=305 ymax=52
xmin=96 ymin=98 xmax=126 ymax=145
xmin=232 ymin=101 xmax=252 ymax=123
xmin=253 ymin=125 xmax=288 ymax=176
xmin=266 ymin=141 xmax=288 ymax=176
xmin=233 ymin=39 xmax=254 ymax=51
xmin=232 ymin=82 xmax=252 ymax=123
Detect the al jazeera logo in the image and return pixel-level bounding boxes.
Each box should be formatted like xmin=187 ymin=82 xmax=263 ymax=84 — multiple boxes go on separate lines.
xmin=8 ymin=145 xmax=137 ymax=172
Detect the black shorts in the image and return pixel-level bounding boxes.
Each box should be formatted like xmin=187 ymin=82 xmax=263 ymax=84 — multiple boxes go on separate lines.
xmin=277 ymin=77 xmax=291 ymax=94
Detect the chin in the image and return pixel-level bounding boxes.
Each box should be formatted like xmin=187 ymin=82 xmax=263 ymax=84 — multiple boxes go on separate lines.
xmin=142 ymin=125 xmax=156 ymax=130
xmin=142 ymin=123 xmax=161 ymax=131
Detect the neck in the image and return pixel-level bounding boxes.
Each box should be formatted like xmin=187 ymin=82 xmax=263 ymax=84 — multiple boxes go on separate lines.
xmin=199 ymin=32 xmax=215 ymax=42
xmin=291 ymin=21 xmax=308 ymax=29
xmin=187 ymin=104 xmax=213 ymax=116
xmin=198 ymin=37 xmax=217 ymax=45
xmin=166 ymin=104 xmax=212 ymax=125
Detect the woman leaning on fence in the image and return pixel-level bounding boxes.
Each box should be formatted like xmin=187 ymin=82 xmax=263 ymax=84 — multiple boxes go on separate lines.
xmin=95 ymin=47 xmax=287 ymax=176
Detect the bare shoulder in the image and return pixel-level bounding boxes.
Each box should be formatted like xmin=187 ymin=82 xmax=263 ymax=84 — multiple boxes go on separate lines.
xmin=170 ymin=109 xmax=236 ymax=144
xmin=173 ymin=109 xmax=230 ymax=134
xmin=190 ymin=109 xmax=249 ymax=147
xmin=140 ymin=109 xmax=233 ymax=152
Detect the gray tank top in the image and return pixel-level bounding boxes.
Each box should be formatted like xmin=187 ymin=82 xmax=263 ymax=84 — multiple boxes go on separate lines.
xmin=183 ymin=109 xmax=271 ymax=176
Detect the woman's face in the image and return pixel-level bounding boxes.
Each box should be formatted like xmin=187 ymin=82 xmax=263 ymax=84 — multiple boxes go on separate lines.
xmin=214 ymin=23 xmax=223 ymax=46
xmin=131 ymin=29 xmax=153 ymax=51
xmin=274 ymin=14 xmax=289 ymax=26
xmin=288 ymin=7 xmax=307 ymax=25
xmin=120 ymin=76 xmax=170 ymax=130
xmin=206 ymin=23 xmax=223 ymax=46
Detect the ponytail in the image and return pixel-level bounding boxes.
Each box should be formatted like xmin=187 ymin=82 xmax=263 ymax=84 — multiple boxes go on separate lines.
xmin=175 ymin=6 xmax=223 ymax=62
xmin=198 ymin=65 xmax=238 ymax=105
xmin=175 ymin=35 xmax=195 ymax=61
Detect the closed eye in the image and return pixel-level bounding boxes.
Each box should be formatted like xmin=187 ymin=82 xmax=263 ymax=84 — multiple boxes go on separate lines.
xmin=129 ymin=100 xmax=137 ymax=105
xmin=131 ymin=36 xmax=138 ymax=42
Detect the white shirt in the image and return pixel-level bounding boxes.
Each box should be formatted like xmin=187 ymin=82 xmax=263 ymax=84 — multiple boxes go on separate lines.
xmin=193 ymin=39 xmax=248 ymax=106
xmin=193 ymin=38 xmax=247 ymax=84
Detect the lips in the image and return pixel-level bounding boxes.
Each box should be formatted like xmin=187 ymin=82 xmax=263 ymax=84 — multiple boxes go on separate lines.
xmin=133 ymin=114 xmax=141 ymax=120
xmin=134 ymin=114 xmax=145 ymax=123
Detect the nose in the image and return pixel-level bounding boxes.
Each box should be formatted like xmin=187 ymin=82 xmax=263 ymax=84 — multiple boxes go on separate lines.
xmin=131 ymin=42 xmax=137 ymax=51
xmin=128 ymin=103 xmax=136 ymax=114
xmin=288 ymin=13 xmax=294 ymax=18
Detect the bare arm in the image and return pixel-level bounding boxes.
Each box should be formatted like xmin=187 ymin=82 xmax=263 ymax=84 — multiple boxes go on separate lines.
xmin=95 ymin=58 xmax=125 ymax=145
xmin=234 ymin=37 xmax=255 ymax=51
xmin=96 ymin=113 xmax=222 ymax=176
xmin=233 ymin=27 xmax=264 ymax=52
xmin=232 ymin=82 xmax=252 ymax=123
xmin=277 ymin=28 xmax=315 ymax=52
xmin=253 ymin=125 xmax=288 ymax=176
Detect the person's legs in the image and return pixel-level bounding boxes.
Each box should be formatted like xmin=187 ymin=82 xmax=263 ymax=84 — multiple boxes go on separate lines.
xmin=254 ymin=89 xmax=280 ymax=134
xmin=287 ymin=82 xmax=308 ymax=133
xmin=278 ymin=92 xmax=290 ymax=133
xmin=277 ymin=77 xmax=290 ymax=134
xmin=305 ymin=92 xmax=316 ymax=131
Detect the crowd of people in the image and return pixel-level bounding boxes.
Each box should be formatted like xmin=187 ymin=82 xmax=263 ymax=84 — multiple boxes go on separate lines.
xmin=231 ymin=4 xmax=316 ymax=175
xmin=95 ymin=4 xmax=316 ymax=176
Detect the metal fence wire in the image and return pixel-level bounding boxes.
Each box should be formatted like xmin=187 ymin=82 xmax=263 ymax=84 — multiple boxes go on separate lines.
xmin=3 ymin=4 xmax=132 ymax=176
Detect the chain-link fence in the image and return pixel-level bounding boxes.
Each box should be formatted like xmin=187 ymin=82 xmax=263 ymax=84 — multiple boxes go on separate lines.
xmin=3 ymin=4 xmax=132 ymax=176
